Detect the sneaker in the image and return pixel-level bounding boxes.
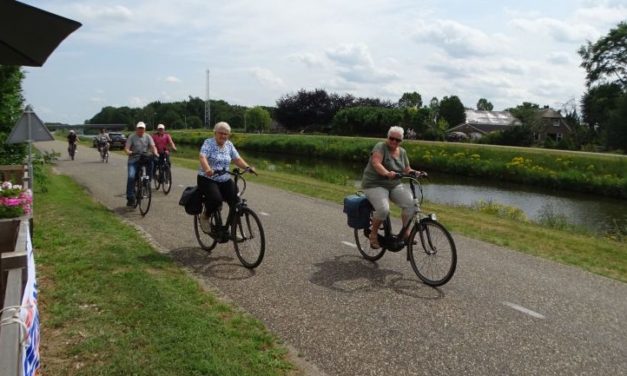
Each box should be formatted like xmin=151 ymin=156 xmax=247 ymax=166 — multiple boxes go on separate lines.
xmin=126 ymin=198 xmax=136 ymax=207
xmin=199 ymin=214 xmax=211 ymax=233
xmin=231 ymin=233 xmax=246 ymax=243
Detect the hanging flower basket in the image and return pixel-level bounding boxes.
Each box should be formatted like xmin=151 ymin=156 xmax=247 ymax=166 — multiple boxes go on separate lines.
xmin=0 ymin=181 xmax=32 ymax=253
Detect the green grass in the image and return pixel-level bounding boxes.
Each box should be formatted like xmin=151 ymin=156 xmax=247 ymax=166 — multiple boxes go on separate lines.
xmin=34 ymin=170 xmax=294 ymax=375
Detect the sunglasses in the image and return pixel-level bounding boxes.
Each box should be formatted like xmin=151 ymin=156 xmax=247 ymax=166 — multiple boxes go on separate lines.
xmin=388 ymin=136 xmax=403 ymax=143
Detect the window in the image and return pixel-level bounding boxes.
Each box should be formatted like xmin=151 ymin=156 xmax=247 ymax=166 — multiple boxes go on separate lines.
xmin=553 ymin=119 xmax=560 ymax=127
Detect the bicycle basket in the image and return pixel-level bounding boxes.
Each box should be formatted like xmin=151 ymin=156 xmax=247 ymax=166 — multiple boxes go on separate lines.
xmin=343 ymin=194 xmax=372 ymax=229
xmin=179 ymin=186 xmax=203 ymax=215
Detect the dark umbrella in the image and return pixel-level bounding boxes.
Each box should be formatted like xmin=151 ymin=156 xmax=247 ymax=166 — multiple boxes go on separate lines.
xmin=0 ymin=0 xmax=81 ymax=66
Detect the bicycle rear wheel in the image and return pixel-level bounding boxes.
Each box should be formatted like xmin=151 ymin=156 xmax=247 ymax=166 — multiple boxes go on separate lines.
xmin=354 ymin=215 xmax=387 ymax=261
xmin=162 ymin=165 xmax=172 ymax=194
xmin=138 ymin=177 xmax=151 ymax=216
xmin=232 ymin=207 xmax=265 ymax=268
xmin=408 ymin=220 xmax=457 ymax=286
xmin=194 ymin=210 xmax=219 ymax=252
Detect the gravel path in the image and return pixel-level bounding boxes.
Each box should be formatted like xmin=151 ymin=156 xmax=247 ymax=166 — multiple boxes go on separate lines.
xmin=39 ymin=140 xmax=627 ymax=375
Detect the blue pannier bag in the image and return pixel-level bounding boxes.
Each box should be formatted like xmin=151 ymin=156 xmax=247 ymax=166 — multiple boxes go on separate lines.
xmin=343 ymin=194 xmax=372 ymax=229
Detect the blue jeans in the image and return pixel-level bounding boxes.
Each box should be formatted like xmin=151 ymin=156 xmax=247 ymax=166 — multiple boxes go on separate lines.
xmin=126 ymin=157 xmax=153 ymax=200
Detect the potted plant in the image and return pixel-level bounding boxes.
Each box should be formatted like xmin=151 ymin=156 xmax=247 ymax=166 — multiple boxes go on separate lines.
xmin=0 ymin=181 xmax=32 ymax=253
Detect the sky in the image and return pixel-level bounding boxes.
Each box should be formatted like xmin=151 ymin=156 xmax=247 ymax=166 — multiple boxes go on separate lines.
xmin=21 ymin=0 xmax=627 ymax=124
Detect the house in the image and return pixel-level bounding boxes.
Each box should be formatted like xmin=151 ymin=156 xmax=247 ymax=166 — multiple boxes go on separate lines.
xmin=533 ymin=108 xmax=572 ymax=143
xmin=448 ymin=109 xmax=522 ymax=139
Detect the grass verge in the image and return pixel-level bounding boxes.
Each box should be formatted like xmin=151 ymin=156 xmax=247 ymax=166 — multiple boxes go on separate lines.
xmin=173 ymin=156 xmax=626 ymax=283
xmin=34 ymin=169 xmax=294 ymax=375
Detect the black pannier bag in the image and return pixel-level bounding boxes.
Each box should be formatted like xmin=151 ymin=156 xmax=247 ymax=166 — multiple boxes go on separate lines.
xmin=179 ymin=186 xmax=203 ymax=215
xmin=343 ymin=194 xmax=373 ymax=229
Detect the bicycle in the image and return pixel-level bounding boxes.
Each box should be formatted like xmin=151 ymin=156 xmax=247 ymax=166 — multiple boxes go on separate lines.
xmin=132 ymin=155 xmax=152 ymax=216
xmin=193 ymin=168 xmax=265 ymax=268
xmin=68 ymin=142 xmax=77 ymax=160
xmin=153 ymin=152 xmax=172 ymax=194
xmin=353 ymin=172 xmax=457 ymax=286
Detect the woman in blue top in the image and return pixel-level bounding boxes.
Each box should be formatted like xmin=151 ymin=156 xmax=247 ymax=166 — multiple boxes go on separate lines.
xmin=198 ymin=122 xmax=255 ymax=231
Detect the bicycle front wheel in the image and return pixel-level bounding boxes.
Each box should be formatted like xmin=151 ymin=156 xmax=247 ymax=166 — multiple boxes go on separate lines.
xmin=153 ymin=166 xmax=162 ymax=190
xmin=408 ymin=220 xmax=457 ymax=287
xmin=138 ymin=178 xmax=151 ymax=216
xmin=162 ymin=166 xmax=172 ymax=194
xmin=232 ymin=207 xmax=265 ymax=268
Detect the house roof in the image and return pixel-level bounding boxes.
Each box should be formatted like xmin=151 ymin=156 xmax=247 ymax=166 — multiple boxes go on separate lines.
xmin=465 ymin=109 xmax=521 ymax=126
xmin=539 ymin=108 xmax=562 ymax=118
xmin=448 ymin=109 xmax=521 ymax=135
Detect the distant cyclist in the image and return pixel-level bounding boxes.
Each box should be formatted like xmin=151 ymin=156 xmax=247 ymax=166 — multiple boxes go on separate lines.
xmin=96 ymin=128 xmax=111 ymax=153
xmin=153 ymin=123 xmax=177 ymax=168
xmin=124 ymin=122 xmax=158 ymax=207
xmin=67 ymin=129 xmax=79 ymax=146
xmin=67 ymin=130 xmax=79 ymax=159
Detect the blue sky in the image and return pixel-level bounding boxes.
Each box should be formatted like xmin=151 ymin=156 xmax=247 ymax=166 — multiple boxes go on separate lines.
xmin=21 ymin=0 xmax=627 ymax=124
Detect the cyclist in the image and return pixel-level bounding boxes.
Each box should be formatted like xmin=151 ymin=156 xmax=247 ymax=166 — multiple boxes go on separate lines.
xmin=124 ymin=122 xmax=158 ymax=207
xmin=67 ymin=129 xmax=79 ymax=155
xmin=361 ymin=126 xmax=422 ymax=249
xmin=197 ymin=121 xmax=255 ymax=232
xmin=96 ymin=128 xmax=111 ymax=155
xmin=153 ymin=123 xmax=177 ymax=169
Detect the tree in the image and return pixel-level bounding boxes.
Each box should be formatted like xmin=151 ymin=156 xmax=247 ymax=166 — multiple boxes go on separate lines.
xmin=438 ymin=95 xmax=465 ymax=128
xmin=578 ymin=21 xmax=627 ymax=89
xmin=0 ymin=65 xmax=26 ymax=164
xmin=605 ymin=93 xmax=627 ymax=151
xmin=476 ymin=98 xmax=494 ymax=111
xmin=398 ymin=92 xmax=422 ymax=109
xmin=245 ymin=107 xmax=272 ymax=132
xmin=332 ymin=107 xmax=402 ymax=136
xmin=275 ymin=89 xmax=334 ymax=131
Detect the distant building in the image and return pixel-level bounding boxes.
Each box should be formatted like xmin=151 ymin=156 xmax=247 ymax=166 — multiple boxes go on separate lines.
xmin=448 ymin=109 xmax=522 ymax=139
xmin=533 ymin=108 xmax=572 ymax=143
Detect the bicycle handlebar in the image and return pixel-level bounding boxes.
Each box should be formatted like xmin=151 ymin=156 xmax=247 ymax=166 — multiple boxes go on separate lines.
xmin=394 ymin=171 xmax=428 ymax=180
xmin=213 ymin=167 xmax=257 ymax=177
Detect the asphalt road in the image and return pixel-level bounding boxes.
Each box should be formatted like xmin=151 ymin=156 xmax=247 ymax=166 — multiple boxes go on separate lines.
xmin=38 ymin=140 xmax=627 ymax=375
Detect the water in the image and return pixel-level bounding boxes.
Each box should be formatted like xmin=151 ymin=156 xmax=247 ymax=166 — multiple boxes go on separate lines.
xmin=242 ymin=150 xmax=627 ymax=235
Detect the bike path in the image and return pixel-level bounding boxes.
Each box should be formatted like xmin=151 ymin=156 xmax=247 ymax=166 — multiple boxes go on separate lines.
xmin=38 ymin=140 xmax=627 ymax=375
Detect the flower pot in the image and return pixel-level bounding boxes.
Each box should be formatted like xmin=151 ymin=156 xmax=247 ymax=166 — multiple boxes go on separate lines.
xmin=0 ymin=217 xmax=21 ymax=253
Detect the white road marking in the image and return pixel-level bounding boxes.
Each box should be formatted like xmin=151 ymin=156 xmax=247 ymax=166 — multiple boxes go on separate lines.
xmin=259 ymin=211 xmax=270 ymax=216
xmin=342 ymin=241 xmax=357 ymax=248
xmin=503 ymin=302 xmax=546 ymax=319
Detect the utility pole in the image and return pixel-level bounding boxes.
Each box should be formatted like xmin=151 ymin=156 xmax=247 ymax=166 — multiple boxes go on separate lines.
xmin=205 ymin=69 xmax=210 ymax=128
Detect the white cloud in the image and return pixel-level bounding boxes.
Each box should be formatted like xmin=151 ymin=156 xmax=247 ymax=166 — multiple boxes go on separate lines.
xmin=326 ymin=44 xmax=399 ymax=84
xmin=510 ymin=17 xmax=598 ymax=43
xmin=290 ymin=53 xmax=325 ymax=68
xmin=249 ymin=68 xmax=286 ymax=89
xmin=128 ymin=97 xmax=146 ymax=107
xmin=547 ymin=52 xmax=574 ymax=65
xmin=165 ymin=76 xmax=181 ymax=84
xmin=412 ymin=19 xmax=502 ymax=58
xmin=74 ymin=4 xmax=133 ymax=22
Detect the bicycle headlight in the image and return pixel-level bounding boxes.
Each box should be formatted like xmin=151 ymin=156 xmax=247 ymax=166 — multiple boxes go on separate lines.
xmin=429 ymin=213 xmax=437 ymax=221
